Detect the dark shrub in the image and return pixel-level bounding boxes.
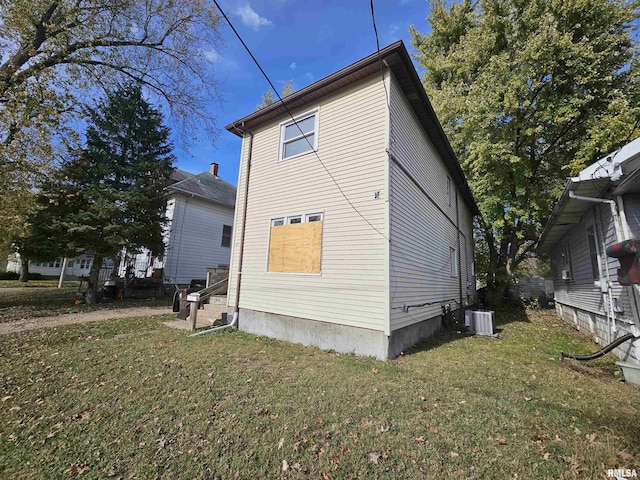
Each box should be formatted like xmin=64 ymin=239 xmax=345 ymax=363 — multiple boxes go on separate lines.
xmin=0 ymin=271 xmax=20 ymax=280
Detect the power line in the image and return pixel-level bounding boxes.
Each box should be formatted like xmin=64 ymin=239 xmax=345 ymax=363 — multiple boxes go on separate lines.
xmin=214 ymin=0 xmax=469 ymax=312
xmin=212 ymin=0 xmax=388 ymax=240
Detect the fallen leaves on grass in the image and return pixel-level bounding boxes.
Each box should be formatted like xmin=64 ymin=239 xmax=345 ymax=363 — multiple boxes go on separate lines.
xmin=63 ymin=464 xmax=89 ymax=476
xmin=368 ymin=452 xmax=382 ymax=464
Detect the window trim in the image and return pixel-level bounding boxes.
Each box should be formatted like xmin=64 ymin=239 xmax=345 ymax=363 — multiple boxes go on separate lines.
xmin=221 ymin=224 xmax=232 ymax=248
xmin=277 ymin=107 xmax=320 ymax=162
xmin=266 ymin=210 xmax=325 ymax=275
xmin=447 ymin=176 xmax=451 ymax=206
xmin=305 ymin=212 xmax=323 ymax=223
xmin=560 ymin=242 xmax=573 ymax=281
xmin=586 ymin=222 xmax=602 ymax=285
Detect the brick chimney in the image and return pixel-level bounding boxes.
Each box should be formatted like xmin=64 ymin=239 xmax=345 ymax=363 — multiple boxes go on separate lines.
xmin=210 ymin=162 xmax=219 ymax=176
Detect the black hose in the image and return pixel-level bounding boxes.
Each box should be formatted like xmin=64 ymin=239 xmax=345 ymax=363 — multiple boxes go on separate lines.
xmin=561 ymin=333 xmax=636 ymax=361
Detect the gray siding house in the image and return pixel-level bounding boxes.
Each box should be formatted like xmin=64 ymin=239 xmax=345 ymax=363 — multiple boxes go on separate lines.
xmin=224 ymin=41 xmax=478 ymax=359
xmin=539 ymin=137 xmax=640 ymax=364
xmin=120 ymin=165 xmax=236 ymax=286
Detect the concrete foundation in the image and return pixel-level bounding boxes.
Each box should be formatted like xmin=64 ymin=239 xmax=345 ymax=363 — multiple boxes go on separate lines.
xmin=233 ymin=308 xmax=443 ymax=360
xmin=556 ymin=302 xmax=639 ymax=364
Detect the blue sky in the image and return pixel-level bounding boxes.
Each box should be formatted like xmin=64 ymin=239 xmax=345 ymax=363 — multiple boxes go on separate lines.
xmin=174 ymin=0 xmax=432 ymax=185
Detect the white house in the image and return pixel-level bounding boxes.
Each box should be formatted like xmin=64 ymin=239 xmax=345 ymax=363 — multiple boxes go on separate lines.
xmin=539 ymin=137 xmax=640 ymax=364
xmin=224 ymin=41 xmax=478 ymax=359
xmin=6 ymin=252 xmax=96 ymax=279
xmin=120 ymin=165 xmax=236 ymax=286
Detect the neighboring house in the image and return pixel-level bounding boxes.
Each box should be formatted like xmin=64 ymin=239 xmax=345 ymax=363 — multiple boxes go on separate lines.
xmin=539 ymin=137 xmax=640 ymax=364
xmin=6 ymin=252 xmax=96 ymax=279
xmin=224 ymin=41 xmax=478 ymax=359
xmin=119 ymin=164 xmax=237 ymax=286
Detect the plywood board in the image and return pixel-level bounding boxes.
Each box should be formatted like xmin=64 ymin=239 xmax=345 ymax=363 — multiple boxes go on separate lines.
xmin=268 ymin=222 xmax=323 ymax=273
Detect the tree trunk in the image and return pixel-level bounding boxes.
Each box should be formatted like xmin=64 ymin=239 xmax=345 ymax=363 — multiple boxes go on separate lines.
xmin=85 ymin=254 xmax=104 ymax=304
xmin=19 ymin=256 xmax=29 ymax=282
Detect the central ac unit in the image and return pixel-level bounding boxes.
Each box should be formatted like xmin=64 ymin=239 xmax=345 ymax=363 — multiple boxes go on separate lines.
xmin=561 ymin=270 xmax=571 ymax=280
xmin=464 ymin=310 xmax=495 ymax=335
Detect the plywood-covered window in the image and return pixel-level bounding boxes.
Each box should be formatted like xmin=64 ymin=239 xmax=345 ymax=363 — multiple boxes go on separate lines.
xmin=268 ymin=213 xmax=323 ymax=274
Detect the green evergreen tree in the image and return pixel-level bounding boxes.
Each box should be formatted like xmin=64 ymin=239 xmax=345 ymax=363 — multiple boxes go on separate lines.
xmin=411 ymin=0 xmax=640 ymax=303
xmin=37 ymin=84 xmax=174 ymax=303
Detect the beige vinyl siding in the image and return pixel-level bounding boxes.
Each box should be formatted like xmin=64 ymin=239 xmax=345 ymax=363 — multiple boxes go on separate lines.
xmin=163 ymin=194 xmax=235 ymax=285
xmin=228 ymin=74 xmax=389 ymax=332
xmin=387 ymin=73 xmax=475 ymax=332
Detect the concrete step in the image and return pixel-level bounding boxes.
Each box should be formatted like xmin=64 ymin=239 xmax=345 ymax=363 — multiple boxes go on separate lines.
xmin=201 ymin=302 xmax=226 ymax=320
xmin=207 ymin=295 xmax=227 ymax=305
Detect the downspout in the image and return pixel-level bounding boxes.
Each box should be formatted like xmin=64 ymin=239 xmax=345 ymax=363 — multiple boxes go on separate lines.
xmin=568 ymin=191 xmax=625 ymax=346
xmin=190 ymin=129 xmax=253 ymax=337
xmin=596 ymin=204 xmax=616 ymax=344
xmin=455 ymin=189 xmax=463 ymax=315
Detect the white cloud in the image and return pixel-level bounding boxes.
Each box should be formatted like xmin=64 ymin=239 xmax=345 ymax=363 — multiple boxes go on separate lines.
xmin=202 ymin=49 xmax=221 ymax=63
xmin=389 ymin=24 xmax=400 ymax=37
xmin=201 ymin=48 xmax=238 ymax=70
xmin=305 ymin=72 xmax=314 ymax=83
xmin=289 ymin=62 xmax=297 ymax=70
xmin=236 ymin=4 xmax=273 ymax=30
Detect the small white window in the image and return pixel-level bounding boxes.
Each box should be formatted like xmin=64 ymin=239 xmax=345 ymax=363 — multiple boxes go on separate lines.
xmin=305 ymin=213 xmax=323 ymax=222
xmin=278 ymin=108 xmax=319 ymax=161
xmin=287 ymin=216 xmax=302 ymax=225
xmin=271 ymin=218 xmax=284 ymax=227
xmin=450 ymin=247 xmax=457 ymax=277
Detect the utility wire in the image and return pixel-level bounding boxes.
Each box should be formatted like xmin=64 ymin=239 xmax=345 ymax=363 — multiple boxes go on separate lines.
xmin=214 ymin=0 xmax=466 ymax=313
xmin=212 ymin=0 xmax=387 ymax=240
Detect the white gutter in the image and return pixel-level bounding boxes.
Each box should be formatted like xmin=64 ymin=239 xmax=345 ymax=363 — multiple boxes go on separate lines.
xmin=568 ymin=191 xmax=624 ymax=241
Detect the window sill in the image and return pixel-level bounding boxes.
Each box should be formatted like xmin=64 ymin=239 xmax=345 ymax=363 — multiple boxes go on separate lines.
xmin=278 ymin=149 xmax=316 ymax=163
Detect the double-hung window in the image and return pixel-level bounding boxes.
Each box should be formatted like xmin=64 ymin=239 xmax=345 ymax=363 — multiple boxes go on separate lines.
xmin=278 ymin=108 xmax=319 ymax=161
xmin=560 ymin=243 xmax=573 ymax=280
xmin=221 ymin=225 xmax=232 ymax=248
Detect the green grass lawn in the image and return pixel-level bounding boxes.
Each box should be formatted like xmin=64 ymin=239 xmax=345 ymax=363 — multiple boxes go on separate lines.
xmin=0 ymin=309 xmax=638 ymax=479
xmin=0 ymin=280 xmax=171 ymax=323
